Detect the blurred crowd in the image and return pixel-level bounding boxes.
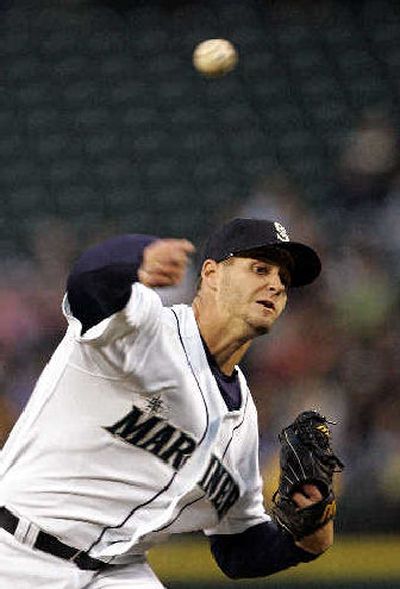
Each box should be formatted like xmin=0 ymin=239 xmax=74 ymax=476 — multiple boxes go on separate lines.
xmin=1 ymin=108 xmax=399 ymax=533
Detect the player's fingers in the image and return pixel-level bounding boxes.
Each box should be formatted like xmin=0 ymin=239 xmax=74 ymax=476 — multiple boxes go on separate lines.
xmin=144 ymin=240 xmax=195 ymax=268
xmin=150 ymin=239 xmax=195 ymax=256
xmin=302 ymin=484 xmax=323 ymax=502
xmin=292 ymin=484 xmax=323 ymax=509
xmin=139 ymin=265 xmax=184 ymax=286
xmin=162 ymin=239 xmax=196 ymax=254
xmin=139 ymin=272 xmax=177 ymax=287
xmin=160 ymin=241 xmax=195 ymax=264
xmin=144 ymin=261 xmax=186 ymax=280
xmin=291 ymin=491 xmax=313 ymax=509
xmin=154 ymin=253 xmax=190 ymax=269
xmin=139 ymin=267 xmax=186 ymax=287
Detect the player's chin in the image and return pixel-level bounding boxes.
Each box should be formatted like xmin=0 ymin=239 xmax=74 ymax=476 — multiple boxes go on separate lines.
xmin=248 ymin=316 xmax=274 ymax=336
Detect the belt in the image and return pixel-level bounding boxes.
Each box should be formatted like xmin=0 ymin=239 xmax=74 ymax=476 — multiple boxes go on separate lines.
xmin=0 ymin=506 xmax=110 ymax=571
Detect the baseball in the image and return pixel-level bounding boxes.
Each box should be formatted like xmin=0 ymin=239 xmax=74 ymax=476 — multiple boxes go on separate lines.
xmin=193 ymin=38 xmax=238 ymax=77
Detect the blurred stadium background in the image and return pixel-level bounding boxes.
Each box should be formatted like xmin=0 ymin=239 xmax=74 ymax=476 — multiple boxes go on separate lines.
xmin=0 ymin=0 xmax=400 ymax=587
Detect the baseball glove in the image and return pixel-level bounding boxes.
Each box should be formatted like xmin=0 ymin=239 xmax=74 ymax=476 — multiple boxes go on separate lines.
xmin=271 ymin=410 xmax=344 ymax=540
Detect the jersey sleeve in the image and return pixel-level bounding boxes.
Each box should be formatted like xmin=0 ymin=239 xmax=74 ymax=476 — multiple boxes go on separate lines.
xmin=63 ymin=281 xmax=163 ymax=346
xmin=66 ymin=233 xmax=158 ymax=333
xmin=64 ymin=233 xmax=163 ymax=352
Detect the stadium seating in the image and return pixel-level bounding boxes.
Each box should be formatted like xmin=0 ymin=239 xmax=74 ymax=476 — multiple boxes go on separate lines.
xmin=0 ymin=0 xmax=399 ymax=255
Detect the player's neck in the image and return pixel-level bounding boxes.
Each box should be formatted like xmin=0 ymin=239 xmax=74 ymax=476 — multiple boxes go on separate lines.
xmin=192 ymin=298 xmax=251 ymax=376
xmin=206 ymin=337 xmax=251 ymax=376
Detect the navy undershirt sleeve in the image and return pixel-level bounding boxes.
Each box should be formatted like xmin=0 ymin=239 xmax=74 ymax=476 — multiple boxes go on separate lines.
xmin=66 ymin=234 xmax=157 ymax=333
xmin=209 ymin=520 xmax=318 ymax=579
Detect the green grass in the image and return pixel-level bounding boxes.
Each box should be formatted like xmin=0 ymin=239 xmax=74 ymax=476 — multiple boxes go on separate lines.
xmin=167 ymin=577 xmax=399 ymax=589
xmin=148 ymin=534 xmax=400 ymax=586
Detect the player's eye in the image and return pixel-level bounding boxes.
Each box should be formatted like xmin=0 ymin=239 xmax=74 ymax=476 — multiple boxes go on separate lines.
xmin=253 ymin=264 xmax=269 ymax=275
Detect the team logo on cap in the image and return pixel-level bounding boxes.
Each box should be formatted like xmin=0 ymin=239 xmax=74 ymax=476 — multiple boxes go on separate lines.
xmin=274 ymin=222 xmax=290 ymax=242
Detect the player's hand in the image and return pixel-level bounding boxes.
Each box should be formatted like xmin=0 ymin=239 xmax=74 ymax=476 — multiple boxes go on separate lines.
xmin=293 ymin=484 xmax=334 ymax=554
xmin=138 ymin=239 xmax=195 ymax=288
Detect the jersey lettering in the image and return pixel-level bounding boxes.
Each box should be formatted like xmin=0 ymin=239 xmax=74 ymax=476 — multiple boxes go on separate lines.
xmin=105 ymin=406 xmax=161 ymax=443
xmin=159 ymin=432 xmax=197 ymax=470
xmin=199 ymin=454 xmax=240 ymax=519
xmin=137 ymin=424 xmax=176 ymax=454
xmin=104 ymin=405 xmax=197 ymax=471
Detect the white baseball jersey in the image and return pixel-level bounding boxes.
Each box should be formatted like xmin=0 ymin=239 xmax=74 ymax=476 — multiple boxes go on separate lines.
xmin=0 ymin=283 xmax=269 ymax=563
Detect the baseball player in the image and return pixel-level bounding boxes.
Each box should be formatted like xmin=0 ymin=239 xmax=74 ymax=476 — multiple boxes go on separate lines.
xmin=0 ymin=218 xmax=335 ymax=588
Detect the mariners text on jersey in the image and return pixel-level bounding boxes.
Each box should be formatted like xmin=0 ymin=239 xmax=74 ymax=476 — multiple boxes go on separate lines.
xmin=104 ymin=404 xmax=198 ymax=471
xmin=104 ymin=403 xmax=240 ymax=520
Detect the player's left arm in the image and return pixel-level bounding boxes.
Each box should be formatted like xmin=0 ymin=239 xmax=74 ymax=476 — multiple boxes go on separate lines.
xmin=209 ymin=522 xmax=317 ymax=580
xmin=209 ymin=486 xmax=329 ymax=579
xmin=207 ymin=402 xmax=335 ymax=579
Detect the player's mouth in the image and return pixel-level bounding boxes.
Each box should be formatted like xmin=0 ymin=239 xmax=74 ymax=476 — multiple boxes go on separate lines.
xmin=256 ymin=300 xmax=276 ymax=312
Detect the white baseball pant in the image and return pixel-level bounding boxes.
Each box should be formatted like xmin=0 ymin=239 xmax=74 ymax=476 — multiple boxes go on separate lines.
xmin=0 ymin=529 xmax=166 ymax=589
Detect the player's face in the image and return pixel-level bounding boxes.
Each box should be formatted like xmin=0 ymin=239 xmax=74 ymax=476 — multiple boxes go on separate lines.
xmin=216 ymin=256 xmax=289 ymax=336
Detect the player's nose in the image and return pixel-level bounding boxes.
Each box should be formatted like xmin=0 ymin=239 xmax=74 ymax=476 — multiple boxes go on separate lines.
xmin=266 ymin=267 xmax=285 ymax=294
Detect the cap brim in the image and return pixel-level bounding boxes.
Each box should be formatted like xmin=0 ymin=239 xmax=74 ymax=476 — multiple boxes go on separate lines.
xmin=236 ymin=242 xmax=321 ymax=287
xmin=276 ymin=242 xmax=321 ymax=287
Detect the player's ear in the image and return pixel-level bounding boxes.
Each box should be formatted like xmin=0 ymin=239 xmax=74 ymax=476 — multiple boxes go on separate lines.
xmin=201 ymin=259 xmax=219 ymax=291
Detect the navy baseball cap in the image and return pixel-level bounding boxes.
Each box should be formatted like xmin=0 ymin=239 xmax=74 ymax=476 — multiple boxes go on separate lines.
xmin=201 ymin=218 xmax=321 ymax=287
